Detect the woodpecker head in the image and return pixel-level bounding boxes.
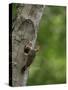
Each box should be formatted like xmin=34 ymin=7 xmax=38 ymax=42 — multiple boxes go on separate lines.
xmin=24 ymin=41 xmax=39 ymax=55
xmin=24 ymin=41 xmax=33 ymax=55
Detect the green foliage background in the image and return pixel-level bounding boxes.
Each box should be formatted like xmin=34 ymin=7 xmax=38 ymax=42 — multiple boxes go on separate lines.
xmin=27 ymin=6 xmax=66 ymax=85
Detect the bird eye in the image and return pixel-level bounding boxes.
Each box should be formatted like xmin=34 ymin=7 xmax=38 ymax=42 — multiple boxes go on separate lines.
xmin=24 ymin=46 xmax=30 ymax=54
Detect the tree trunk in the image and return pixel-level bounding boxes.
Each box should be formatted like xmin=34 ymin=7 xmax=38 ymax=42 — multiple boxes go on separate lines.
xmin=9 ymin=3 xmax=45 ymax=87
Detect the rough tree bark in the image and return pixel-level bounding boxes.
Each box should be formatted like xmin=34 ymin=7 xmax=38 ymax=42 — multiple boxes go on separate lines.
xmin=9 ymin=4 xmax=45 ymax=87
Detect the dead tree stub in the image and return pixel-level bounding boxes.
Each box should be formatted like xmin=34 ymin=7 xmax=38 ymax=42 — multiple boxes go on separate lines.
xmin=9 ymin=4 xmax=45 ymax=86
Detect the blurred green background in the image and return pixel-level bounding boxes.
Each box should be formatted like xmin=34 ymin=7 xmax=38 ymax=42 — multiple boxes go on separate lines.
xmin=12 ymin=4 xmax=66 ymax=85
xmin=27 ymin=6 xmax=66 ymax=85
